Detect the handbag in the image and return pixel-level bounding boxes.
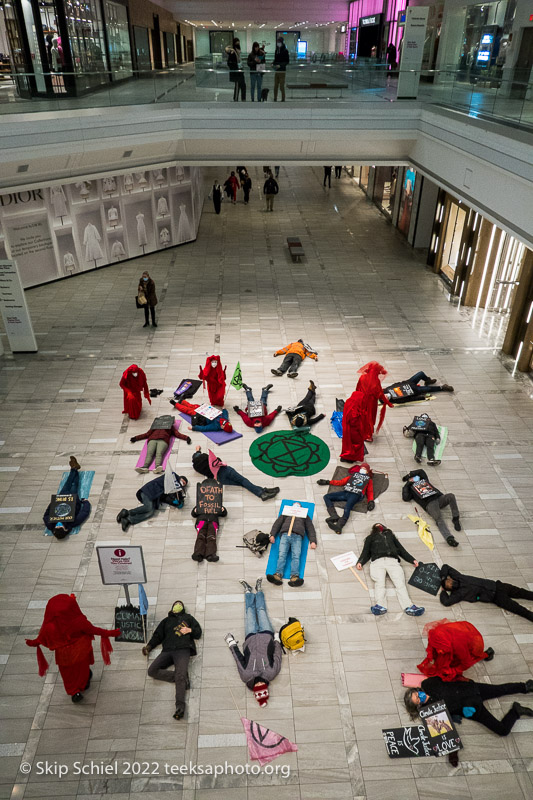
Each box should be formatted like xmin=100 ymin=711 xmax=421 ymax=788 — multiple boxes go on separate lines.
xmin=136 ymin=291 xmax=147 ymax=308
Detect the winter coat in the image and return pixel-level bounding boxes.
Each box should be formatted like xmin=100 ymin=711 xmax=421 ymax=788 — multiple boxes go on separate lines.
xmin=273 ymin=44 xmax=289 ymax=71
xmin=357 ymin=527 xmax=416 ymax=567
xmin=225 ymin=46 xmax=241 ymax=80
xmin=329 ymin=463 xmax=374 ymax=500
xmin=406 ymin=416 xmax=440 ymax=440
xmin=192 ymin=451 xmax=214 ymax=478
xmin=247 ymin=48 xmax=265 ymax=70
xmin=402 ymin=469 xmax=442 ymax=510
xmin=43 ymin=498 xmax=91 ymax=533
xmin=274 ymin=341 xmax=316 ymax=360
xmin=270 ymin=513 xmax=317 ymax=544
xmin=263 ymin=177 xmax=279 ymax=195
xmin=439 ymin=564 xmax=498 ymax=605
xmin=237 ymin=406 xmax=279 ymax=430
xmin=136 ymin=473 xmax=183 ymax=506
xmin=139 ymin=278 xmax=157 ymax=306
xmin=421 ymin=677 xmax=487 ymax=715
xmin=230 ymin=631 xmax=283 ymax=689
xmin=286 ymin=404 xmax=324 ymax=428
xmin=131 ymin=423 xmax=188 ymax=445
xmin=147 ymin=606 xmax=202 ymax=655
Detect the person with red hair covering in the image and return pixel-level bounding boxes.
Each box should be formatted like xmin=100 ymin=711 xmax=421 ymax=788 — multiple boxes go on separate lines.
xmin=340 ymin=389 xmax=365 ymax=463
xmin=26 ymin=594 xmax=120 ymax=703
xmin=120 ymin=364 xmax=151 ymax=420
xmin=199 ymin=355 xmax=226 ymax=406
xmin=356 ymin=362 xmax=394 ymax=442
xmin=417 ymin=619 xmax=494 ymax=682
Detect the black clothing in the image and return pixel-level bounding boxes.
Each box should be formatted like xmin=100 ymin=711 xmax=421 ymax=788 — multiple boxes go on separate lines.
xmin=144 ymin=304 xmax=156 ymax=325
xmin=406 ymin=415 xmax=440 ymax=440
xmin=415 ymin=432 xmax=436 ymax=461
xmin=263 ymin=177 xmax=279 ymax=195
xmin=421 ymin=676 xmax=527 ymax=736
xmin=147 ymin=608 xmax=202 ymax=656
xmin=242 ymin=176 xmax=252 ymax=202
xmin=273 ymin=44 xmax=289 ymax=71
xmin=334 ymin=166 xmax=342 ymax=178
xmin=285 ymin=387 xmax=324 ymax=428
xmin=357 ymin=528 xmax=416 ymax=567
xmin=212 ymin=184 xmax=222 ymax=214
xmin=192 ymin=451 xmax=213 ymax=479
xmin=135 ymin=473 xmax=182 ymax=506
xmin=323 ymin=166 xmax=332 ymax=187
xmin=402 ymin=469 xmax=442 ymax=510
xmin=440 ymin=564 xmax=533 ymax=620
xmin=148 ymin=649 xmax=190 ymax=713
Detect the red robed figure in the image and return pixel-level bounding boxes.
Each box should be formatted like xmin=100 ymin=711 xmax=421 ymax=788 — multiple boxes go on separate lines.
xmin=417 ymin=619 xmax=490 ymax=682
xmin=26 ymin=594 xmax=120 ymax=696
xmin=120 ymin=364 xmax=151 ymax=420
xmin=340 ymin=389 xmax=365 ymax=462
xmin=198 ymin=355 xmax=226 ymax=406
xmin=356 ymin=361 xmax=393 ymax=442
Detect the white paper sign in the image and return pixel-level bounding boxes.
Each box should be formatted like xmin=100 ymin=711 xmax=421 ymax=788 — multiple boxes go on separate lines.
xmin=397 ymin=7 xmax=429 ymax=99
xmin=97 ymin=545 xmax=147 ymax=585
xmin=0 ymin=260 xmax=37 ymax=352
xmin=330 ymin=551 xmax=358 ymax=571
xmin=195 ymin=403 xmax=222 ymax=420
xmin=282 ymin=503 xmax=309 ymax=519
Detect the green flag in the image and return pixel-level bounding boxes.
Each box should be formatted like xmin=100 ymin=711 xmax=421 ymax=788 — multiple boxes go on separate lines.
xmin=230 ymin=361 xmax=243 ymax=390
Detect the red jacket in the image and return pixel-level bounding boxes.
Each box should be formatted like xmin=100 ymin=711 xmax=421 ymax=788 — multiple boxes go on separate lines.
xmin=329 ymin=463 xmax=374 ymax=501
xmin=236 ymin=406 xmax=280 ymax=430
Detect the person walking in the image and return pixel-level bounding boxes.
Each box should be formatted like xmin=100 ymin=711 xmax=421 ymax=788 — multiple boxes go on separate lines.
xmin=224 ymin=172 xmax=240 ymax=204
xmin=272 ymin=37 xmax=289 ymax=101
xmin=138 ymin=271 xmax=157 ymax=328
xmin=210 ymin=180 xmax=222 ymax=214
xmin=226 ymin=38 xmax=246 ymax=101
xmin=263 ymin=172 xmax=279 ymax=211
xmin=323 ymin=166 xmax=332 ymax=188
xmin=143 ymin=600 xmax=202 ymax=720
xmin=356 ymin=361 xmax=394 ymax=442
xmin=248 ymin=42 xmax=265 ymax=101
xmin=439 ymin=564 xmax=533 ymax=622
xmin=242 ymin=172 xmax=252 ymax=204
xmin=334 ymin=166 xmax=342 ymax=178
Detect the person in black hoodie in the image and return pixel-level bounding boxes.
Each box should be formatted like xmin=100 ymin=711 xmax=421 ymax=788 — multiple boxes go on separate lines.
xmin=285 ymin=380 xmax=325 ymax=429
xmin=142 ymin=600 xmax=202 ymax=720
xmin=403 ymin=412 xmax=441 ymax=466
xmin=272 ymin=37 xmax=289 ymax=101
xmin=226 ymin=38 xmax=246 ymax=101
xmin=405 ymin=676 xmax=533 ymax=736
xmin=402 ymin=469 xmax=461 ymax=547
xmin=192 ymin=446 xmax=279 ymax=501
xmin=440 ymin=564 xmax=533 ymax=622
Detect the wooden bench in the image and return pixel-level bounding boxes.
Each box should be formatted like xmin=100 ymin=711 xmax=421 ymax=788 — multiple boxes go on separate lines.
xmin=287 ymin=237 xmax=305 ymax=263
xmin=287 ymin=82 xmax=348 ymax=98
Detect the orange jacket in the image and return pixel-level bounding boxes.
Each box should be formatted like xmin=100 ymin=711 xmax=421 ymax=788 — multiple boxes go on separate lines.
xmin=274 ymin=341 xmax=317 ymax=361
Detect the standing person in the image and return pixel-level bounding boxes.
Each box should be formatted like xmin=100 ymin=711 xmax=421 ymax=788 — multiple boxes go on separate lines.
xmin=247 ymin=42 xmax=265 ymax=101
xmin=234 ymin=383 xmax=281 ymax=433
xmin=224 ymin=578 xmax=283 ymax=706
xmin=143 ymin=600 xmax=202 ymax=720
xmin=272 ymin=36 xmax=289 ymax=101
xmin=386 ymin=42 xmax=397 ymax=70
xmin=355 ymin=522 xmax=425 ymax=616
xmin=139 ymin=271 xmax=158 ymax=328
xmin=317 ymin=462 xmax=375 ymax=533
xmin=274 ymin=166 xmax=280 ymax=178
xmin=285 ymin=380 xmax=325 ymax=428
xmin=242 ymin=172 xmax=252 ymax=204
xmin=403 ymin=412 xmax=442 ymax=466
xmin=340 ymin=389 xmax=365 ymax=463
xmin=263 ymin=172 xmax=279 ymax=211
xmin=198 ymin=355 xmax=226 ymax=406
xmin=119 ymin=364 xmax=151 ymax=420
xmin=26 ymin=594 xmax=120 ymax=703
xmin=356 ymin=361 xmax=394 ymax=442
xmin=224 ymin=171 xmax=240 ymax=204
xmin=267 ymin=503 xmax=317 ymax=587
xmin=323 ymin=166 xmax=332 ymax=187
xmin=192 ymin=446 xmax=279 ymax=501
xmin=43 ymin=456 xmax=91 ymax=539
xmin=439 ymin=564 xmax=533 ymax=622
xmin=271 ymin=339 xmax=318 ymax=378
xmin=131 ymin=419 xmax=191 ymax=474
xmin=334 ymin=166 xmax=342 ymax=178
xmin=226 ymin=38 xmax=246 ymax=101
xmin=210 ymin=180 xmax=222 ymax=214
xmin=402 ymin=469 xmax=461 ymax=547
xmin=417 ymin=619 xmax=494 ymax=681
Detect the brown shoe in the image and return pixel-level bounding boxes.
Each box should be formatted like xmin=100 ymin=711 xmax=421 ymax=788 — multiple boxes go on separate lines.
xmin=442 ymin=384 xmax=454 ymax=392
xmin=267 ymin=573 xmax=283 ymax=586
xmin=69 ymin=456 xmax=81 ymax=470
xmin=288 ymin=575 xmax=304 ymax=587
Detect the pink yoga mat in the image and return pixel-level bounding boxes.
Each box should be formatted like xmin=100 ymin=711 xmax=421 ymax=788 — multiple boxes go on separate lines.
xmin=135 ymin=422 xmax=181 ymax=469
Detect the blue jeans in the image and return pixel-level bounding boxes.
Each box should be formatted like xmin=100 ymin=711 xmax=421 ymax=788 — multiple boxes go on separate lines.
xmin=218 ymin=465 xmax=263 ymax=497
xmin=244 ymin=386 xmax=270 ymax=405
xmin=250 ymin=71 xmax=263 ymax=100
xmin=59 ymin=468 xmax=80 ymax=496
xmin=408 ymin=371 xmax=446 ymax=395
xmin=325 ymin=490 xmax=363 ymax=520
xmin=245 ymin=590 xmax=273 ymax=635
xmin=275 ymin=533 xmax=302 ymax=577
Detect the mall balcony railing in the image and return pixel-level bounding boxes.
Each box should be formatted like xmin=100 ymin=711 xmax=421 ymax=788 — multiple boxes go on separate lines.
xmin=0 ymin=62 xmax=531 ymax=129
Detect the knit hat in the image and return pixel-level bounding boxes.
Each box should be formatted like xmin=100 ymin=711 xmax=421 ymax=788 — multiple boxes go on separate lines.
xmin=219 ymin=417 xmax=233 ymax=433
xmin=253 ymin=680 xmax=269 ymax=707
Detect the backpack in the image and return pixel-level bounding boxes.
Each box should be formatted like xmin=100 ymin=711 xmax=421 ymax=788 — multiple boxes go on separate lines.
xmin=237 ymin=529 xmax=270 ymax=558
xmin=279 ymin=618 xmax=306 ymax=651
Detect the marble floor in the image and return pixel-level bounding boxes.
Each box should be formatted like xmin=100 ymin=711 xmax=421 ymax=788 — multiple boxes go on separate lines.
xmin=1 ymin=167 xmax=533 ymax=800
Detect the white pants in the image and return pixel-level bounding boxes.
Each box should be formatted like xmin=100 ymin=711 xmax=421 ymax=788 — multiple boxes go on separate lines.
xmin=369 ymin=557 xmax=412 ymax=610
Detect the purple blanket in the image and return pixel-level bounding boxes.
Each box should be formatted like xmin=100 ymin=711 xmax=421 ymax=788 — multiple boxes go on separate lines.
xmin=179 ymin=413 xmax=243 ymax=446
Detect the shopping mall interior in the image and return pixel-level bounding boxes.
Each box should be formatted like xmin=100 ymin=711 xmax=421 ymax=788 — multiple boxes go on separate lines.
xmin=1 ymin=1 xmax=533 ymax=799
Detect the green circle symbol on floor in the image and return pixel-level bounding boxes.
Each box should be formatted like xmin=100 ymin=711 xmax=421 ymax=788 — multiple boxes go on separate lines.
xmin=249 ymin=429 xmax=330 ymax=477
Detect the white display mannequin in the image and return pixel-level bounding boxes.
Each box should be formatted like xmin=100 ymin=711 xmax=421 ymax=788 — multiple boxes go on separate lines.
xmin=157 ymin=196 xmax=169 ymax=216
xmin=107 ymin=206 xmax=119 ymax=226
xmin=153 ymin=169 xmax=165 ymax=183
xmin=123 ymin=174 xmax=134 ymax=192
xmin=136 ymin=213 xmax=148 ymax=246
xmin=111 ymin=240 xmax=126 ymax=260
xmin=176 ymin=166 xmax=185 ymax=183
xmin=50 ymin=186 xmax=68 ymax=220
xmin=136 ymin=172 xmax=148 ymax=189
xmin=102 ymin=176 xmax=116 ymax=194
xmin=63 ymin=252 xmax=76 ymax=272
xmin=51 ymin=37 xmax=60 ymax=70
xmin=83 ymin=222 xmax=104 ymax=262
xmin=177 ymin=204 xmax=193 ymax=242
xmin=75 ymin=181 xmax=91 ymax=200
xmin=159 ymin=227 xmax=171 ymax=245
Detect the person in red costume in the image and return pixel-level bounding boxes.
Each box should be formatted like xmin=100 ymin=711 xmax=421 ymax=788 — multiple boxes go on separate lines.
xmin=340 ymin=389 xmax=365 ymax=463
xmin=198 ymin=355 xmax=226 ymax=406
xmin=356 ymin=361 xmax=394 ymax=442
xmin=26 ymin=594 xmax=120 ymax=703
xmin=120 ymin=364 xmax=151 ymax=420
xmin=417 ymin=619 xmax=494 ymax=682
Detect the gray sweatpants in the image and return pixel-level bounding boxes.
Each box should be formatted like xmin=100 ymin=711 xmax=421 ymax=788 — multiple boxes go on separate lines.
xmin=426 ymin=494 xmax=460 ymax=540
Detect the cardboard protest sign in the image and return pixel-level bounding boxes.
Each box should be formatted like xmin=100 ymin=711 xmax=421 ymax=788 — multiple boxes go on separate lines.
xmin=383 ymin=724 xmax=433 ymax=758
xmin=174 ymin=379 xmax=201 ymax=400
xmin=248 ymin=401 xmax=264 ymax=419
xmin=114 ymin=605 xmax=146 ymax=643
xmin=196 ymin=478 xmax=223 ymax=515
xmin=49 ymin=494 xmax=77 ymax=523
xmin=150 ymin=414 xmax=175 ymax=430
xmin=330 ymin=551 xmax=368 ymax=591
xmin=196 ymin=403 xmax=222 ymax=420
xmin=408 ymin=562 xmax=442 ymax=596
xmin=419 ymin=701 xmax=462 ymax=757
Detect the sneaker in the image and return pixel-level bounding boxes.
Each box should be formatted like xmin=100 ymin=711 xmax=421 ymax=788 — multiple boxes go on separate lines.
xmin=371 ymin=605 xmax=388 ymax=616
xmin=116 ymin=508 xmax=128 ymax=523
xmin=173 ymin=708 xmax=185 ymax=720
xmin=260 ymin=487 xmax=280 ymax=501
xmin=242 ymin=383 xmax=251 ymax=391
xmin=224 ymin=633 xmax=236 ymax=646
xmin=71 ymin=692 xmax=83 ymax=703
xmin=153 ymin=466 xmax=164 ymax=474
xmin=484 ymin=647 xmax=495 ymax=662
xmin=414 ymin=455 xmax=422 ymax=464
xmin=239 ymin=579 xmax=253 ymax=593
xmin=287 ymin=372 xmax=298 ymax=379
xmin=442 ymin=384 xmax=454 ymax=392
xmin=69 ymin=456 xmax=81 ymax=470
xmin=325 ymin=515 xmax=340 ymax=523
xmin=271 ymin=369 xmax=282 ymax=376
xmin=448 ymin=751 xmax=459 ymax=768
xmin=135 ymin=467 xmax=149 ymax=474
xmin=427 ymin=459 xmax=441 ymax=466
xmin=266 ymin=573 xmax=283 ymax=586
xmin=255 ymin=577 xmax=263 ymax=592
xmin=262 ymin=384 xmax=273 ymax=392
xmin=446 ymin=535 xmax=459 ymax=547
xmin=453 ymin=517 xmax=461 ymax=531
xmin=513 ymin=702 xmax=533 ymax=718
xmin=405 ymin=605 xmax=425 ymax=617
xmin=424 ymin=378 xmax=437 ymax=386
xmin=288 ymin=575 xmax=304 ymax=587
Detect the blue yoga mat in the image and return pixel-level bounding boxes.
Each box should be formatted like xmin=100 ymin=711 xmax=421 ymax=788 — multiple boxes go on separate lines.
xmin=44 ymin=470 xmax=95 ymax=536
xmin=266 ymin=499 xmax=315 ymax=580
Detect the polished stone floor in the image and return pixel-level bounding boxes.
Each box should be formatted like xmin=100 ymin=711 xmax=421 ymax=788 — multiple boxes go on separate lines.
xmin=1 ymin=167 xmax=533 ymax=800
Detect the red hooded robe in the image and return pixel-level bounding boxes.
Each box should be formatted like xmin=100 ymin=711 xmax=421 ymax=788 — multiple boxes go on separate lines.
xmin=120 ymin=364 xmax=151 ymax=420
xmin=417 ymin=619 xmax=488 ymax=682
xmin=356 ymin=362 xmax=393 ymax=441
xmin=198 ymin=355 xmax=226 ymax=407
xmin=26 ymin=594 xmax=120 ymax=696
xmin=340 ymin=389 xmax=365 ymax=462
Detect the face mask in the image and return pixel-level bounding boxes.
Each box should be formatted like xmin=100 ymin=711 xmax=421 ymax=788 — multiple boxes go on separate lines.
xmin=359 ymin=468 xmax=367 ymax=475
xmin=211 ymin=360 xmax=218 ymax=368
xmin=142 ymin=277 xmax=148 ymax=281
xmin=412 ymin=475 xmax=421 ymax=482
xmin=132 ymin=372 xmax=138 ymax=377
xmin=417 ymin=691 xmax=427 ymax=704
xmin=171 ymin=601 xmax=184 ymax=614
xmin=421 ymin=414 xmax=429 ymax=420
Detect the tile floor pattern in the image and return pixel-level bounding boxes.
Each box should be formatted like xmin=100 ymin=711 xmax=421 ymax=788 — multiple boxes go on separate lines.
xmin=1 ymin=167 xmax=533 ymax=800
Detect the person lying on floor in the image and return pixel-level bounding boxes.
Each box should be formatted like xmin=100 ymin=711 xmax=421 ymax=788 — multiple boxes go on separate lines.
xmin=234 ymin=383 xmax=281 ymax=432
xmin=271 ymin=339 xmax=318 ymax=378
xmin=403 ymin=412 xmax=441 ymax=466
xmin=192 ymin=446 xmax=279 ymax=501
xmin=285 ymin=380 xmax=325 ymax=428
xmin=116 ymin=473 xmax=188 ymax=531
xmin=383 ymin=371 xmax=453 ymax=404
xmin=440 ymin=564 xmax=533 ymax=622
xmin=402 ymin=469 xmax=461 ymax=548
xmin=317 ymin=462 xmax=375 ymax=533
xmin=131 ymin=418 xmax=191 ymax=474
xmin=267 ymin=503 xmax=317 ymax=587
xmin=191 ymin=500 xmax=227 ymax=563
xmin=44 ymin=456 xmax=91 ymax=540
xmin=170 ymin=398 xmax=233 ymax=434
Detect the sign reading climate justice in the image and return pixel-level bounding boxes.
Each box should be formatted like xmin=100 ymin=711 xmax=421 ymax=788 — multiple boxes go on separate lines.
xmin=97 ymin=546 xmax=147 ymax=585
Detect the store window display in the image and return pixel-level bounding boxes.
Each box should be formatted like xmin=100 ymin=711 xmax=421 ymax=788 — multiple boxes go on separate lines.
xmin=64 ymin=0 xmax=108 ymax=91
xmin=103 ymin=0 xmax=132 ymax=78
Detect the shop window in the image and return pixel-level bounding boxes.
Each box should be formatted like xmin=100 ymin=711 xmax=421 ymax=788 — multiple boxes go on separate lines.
xmin=440 ymin=201 xmax=466 ymax=282
xmin=359 ymin=166 xmax=370 ymax=191
xmin=373 ymin=166 xmax=397 ymax=217
xmin=398 ymin=168 xmax=416 ymax=236
xmin=104 ymin=0 xmax=132 ymax=78
xmin=133 ymin=26 xmax=151 ymax=71
xmin=64 ymin=0 xmax=109 ymax=90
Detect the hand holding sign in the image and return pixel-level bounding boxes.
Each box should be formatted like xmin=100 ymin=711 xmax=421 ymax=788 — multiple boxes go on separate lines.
xmin=331 ymin=551 xmax=368 ymax=591
xmin=283 ymin=502 xmax=308 ymax=537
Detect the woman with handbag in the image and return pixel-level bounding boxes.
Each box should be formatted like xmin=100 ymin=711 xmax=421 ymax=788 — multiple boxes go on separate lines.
xmin=138 ymin=271 xmax=158 ymax=328
xmin=248 ymin=42 xmax=265 ymax=102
